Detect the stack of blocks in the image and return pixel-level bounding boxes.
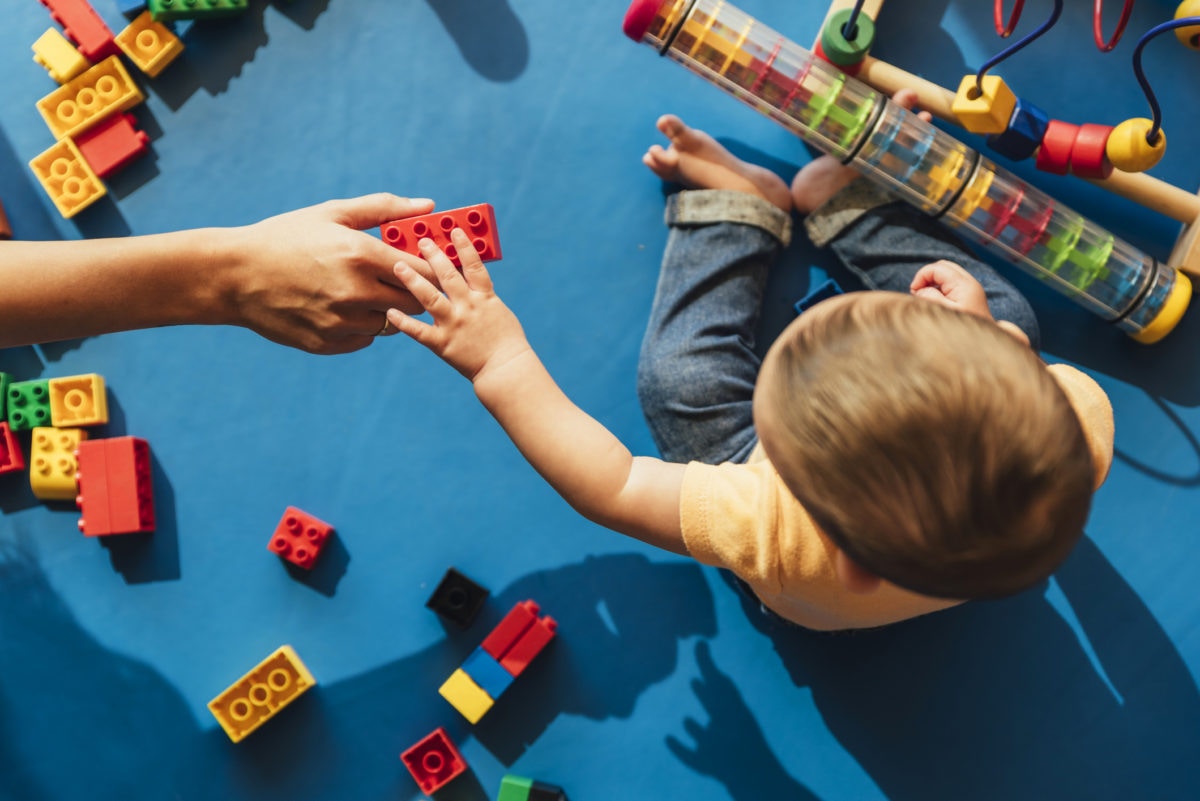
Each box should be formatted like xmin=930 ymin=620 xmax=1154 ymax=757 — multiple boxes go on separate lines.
xmin=75 ymin=435 xmax=155 ymax=535
xmin=439 ymin=600 xmax=557 ymax=723
xmin=27 ymin=0 xmax=188 ymax=217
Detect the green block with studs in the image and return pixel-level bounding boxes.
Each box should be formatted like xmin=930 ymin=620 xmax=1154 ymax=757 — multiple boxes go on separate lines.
xmin=8 ymin=379 xmax=51 ymax=431
xmin=148 ymin=0 xmax=248 ymax=22
xmin=0 ymin=372 xmax=10 ymax=421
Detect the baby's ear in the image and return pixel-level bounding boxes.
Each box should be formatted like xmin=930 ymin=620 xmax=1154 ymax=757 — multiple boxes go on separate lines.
xmin=835 ymin=550 xmax=882 ymax=594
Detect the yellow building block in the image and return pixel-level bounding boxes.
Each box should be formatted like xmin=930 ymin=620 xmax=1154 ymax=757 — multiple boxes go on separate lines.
xmin=32 ymin=28 xmax=90 ymax=84
xmin=29 ymin=427 xmax=87 ymax=502
xmin=951 ymin=74 xmax=1017 ymax=135
xmin=116 ymin=11 xmax=183 ymax=77
xmin=438 ymin=667 xmax=494 ymax=724
xmin=28 ymin=138 xmax=106 ymax=219
xmin=36 ymin=55 xmax=144 ymax=140
xmin=49 ymin=373 xmax=108 ymax=427
xmin=208 ymin=646 xmax=316 ymax=743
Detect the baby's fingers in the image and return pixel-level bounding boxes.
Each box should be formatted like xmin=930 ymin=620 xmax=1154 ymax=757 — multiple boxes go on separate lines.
xmin=385 ymin=307 xmax=439 ymax=349
xmin=451 ymin=229 xmax=494 ymax=293
xmin=392 ymin=260 xmax=450 ymax=316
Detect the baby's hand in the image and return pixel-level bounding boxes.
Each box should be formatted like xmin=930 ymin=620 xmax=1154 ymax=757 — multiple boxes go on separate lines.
xmin=386 ymin=229 xmax=531 ymax=382
xmin=909 ymin=260 xmax=992 ymax=320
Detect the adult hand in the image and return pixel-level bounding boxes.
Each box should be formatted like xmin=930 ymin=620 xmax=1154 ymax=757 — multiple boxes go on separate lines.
xmin=910 ymin=260 xmax=993 ymax=320
xmin=219 ymin=194 xmax=437 ymax=355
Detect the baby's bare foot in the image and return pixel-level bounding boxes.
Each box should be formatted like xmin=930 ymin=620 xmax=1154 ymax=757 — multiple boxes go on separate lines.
xmin=643 ymin=115 xmax=792 ymax=212
xmin=790 ymin=88 xmax=933 ymax=214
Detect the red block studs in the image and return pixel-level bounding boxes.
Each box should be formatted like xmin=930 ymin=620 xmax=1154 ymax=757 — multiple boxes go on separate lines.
xmin=401 ymin=728 xmax=468 ymax=795
xmin=381 ymin=203 xmax=502 ymax=267
xmin=0 ymin=423 xmax=25 ymax=475
xmin=268 ymin=506 xmax=332 ymax=569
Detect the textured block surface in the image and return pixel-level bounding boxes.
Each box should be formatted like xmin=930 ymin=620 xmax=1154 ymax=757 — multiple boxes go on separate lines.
xmin=381 ymin=203 xmax=502 ymax=267
xmin=400 ymin=728 xmax=467 ymax=794
xmin=115 ymin=10 xmax=182 ymax=77
xmin=36 ymin=55 xmax=144 ymax=140
xmin=28 ymin=139 xmax=106 ymax=218
xmin=207 ymin=645 xmax=316 ymax=742
xmin=267 ymin=506 xmax=332 ymax=569
xmin=48 ymin=373 xmax=108 ymax=426
xmin=8 ymin=379 xmax=52 ymax=431
xmin=29 ymin=427 xmax=87 ymax=501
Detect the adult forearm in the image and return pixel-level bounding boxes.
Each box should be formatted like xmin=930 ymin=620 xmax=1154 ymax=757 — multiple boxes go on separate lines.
xmin=0 ymin=230 xmax=234 ymax=348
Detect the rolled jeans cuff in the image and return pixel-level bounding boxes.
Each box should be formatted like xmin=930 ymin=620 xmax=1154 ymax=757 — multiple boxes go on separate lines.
xmin=803 ymin=180 xmax=897 ymax=247
xmin=665 ymin=189 xmax=792 ymax=247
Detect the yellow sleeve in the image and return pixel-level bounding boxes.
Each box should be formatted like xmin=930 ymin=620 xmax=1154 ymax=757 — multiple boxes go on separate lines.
xmin=1046 ymin=363 xmax=1115 ymax=488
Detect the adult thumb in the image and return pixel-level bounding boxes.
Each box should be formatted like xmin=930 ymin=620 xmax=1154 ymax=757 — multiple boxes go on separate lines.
xmin=326 ymin=193 xmax=435 ymax=230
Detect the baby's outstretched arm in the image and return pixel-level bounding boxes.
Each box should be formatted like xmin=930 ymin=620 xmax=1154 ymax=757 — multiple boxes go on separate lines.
xmin=387 ymin=230 xmax=687 ymax=553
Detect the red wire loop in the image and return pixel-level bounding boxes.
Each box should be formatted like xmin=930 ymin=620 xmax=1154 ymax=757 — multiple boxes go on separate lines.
xmin=995 ymin=0 xmax=1026 ymax=37
xmin=1094 ymin=0 xmax=1135 ymax=51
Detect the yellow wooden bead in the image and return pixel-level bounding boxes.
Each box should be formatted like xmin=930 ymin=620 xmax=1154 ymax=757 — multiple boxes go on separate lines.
xmin=951 ymin=74 xmax=1017 ymax=134
xmin=1106 ymin=118 xmax=1167 ymax=172
xmin=1175 ymin=0 xmax=1200 ymax=49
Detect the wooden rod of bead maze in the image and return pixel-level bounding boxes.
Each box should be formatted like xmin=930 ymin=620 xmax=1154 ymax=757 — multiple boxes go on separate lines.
xmin=1167 ymin=188 xmax=1200 ymax=278
xmin=856 ymin=55 xmax=1200 ymax=226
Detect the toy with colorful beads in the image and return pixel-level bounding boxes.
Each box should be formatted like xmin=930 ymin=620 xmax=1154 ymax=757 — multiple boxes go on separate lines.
xmin=623 ymin=0 xmax=1192 ymax=343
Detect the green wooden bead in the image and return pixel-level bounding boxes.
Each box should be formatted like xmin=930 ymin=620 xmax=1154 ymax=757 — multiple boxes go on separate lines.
xmin=821 ymin=8 xmax=875 ymax=66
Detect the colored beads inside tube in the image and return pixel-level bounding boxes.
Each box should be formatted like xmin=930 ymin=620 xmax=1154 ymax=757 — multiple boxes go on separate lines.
xmin=641 ymin=0 xmax=883 ymax=160
xmin=627 ymin=0 xmax=1185 ymax=338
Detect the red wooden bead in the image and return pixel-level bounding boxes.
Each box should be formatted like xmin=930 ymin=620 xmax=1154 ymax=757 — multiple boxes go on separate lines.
xmin=1069 ymin=123 xmax=1114 ymax=179
xmin=1035 ymin=119 xmax=1078 ymax=176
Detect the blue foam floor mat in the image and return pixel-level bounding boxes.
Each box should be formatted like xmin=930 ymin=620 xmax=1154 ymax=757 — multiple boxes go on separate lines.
xmin=2 ymin=1 xmax=1199 ymax=799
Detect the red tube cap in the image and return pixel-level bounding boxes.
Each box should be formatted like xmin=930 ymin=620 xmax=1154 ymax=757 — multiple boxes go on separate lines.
xmin=624 ymin=0 xmax=666 ymax=41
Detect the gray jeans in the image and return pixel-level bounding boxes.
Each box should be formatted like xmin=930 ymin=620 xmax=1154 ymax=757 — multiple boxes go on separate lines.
xmin=637 ymin=183 xmax=1040 ymax=466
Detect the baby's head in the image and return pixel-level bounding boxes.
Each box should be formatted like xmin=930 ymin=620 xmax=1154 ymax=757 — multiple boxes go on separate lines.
xmin=754 ymin=291 xmax=1094 ymax=600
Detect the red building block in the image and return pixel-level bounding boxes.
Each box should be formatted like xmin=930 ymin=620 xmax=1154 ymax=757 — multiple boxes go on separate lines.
xmin=268 ymin=506 xmax=332 ymax=569
xmin=0 ymin=423 xmax=25 ymax=475
xmin=499 ymin=615 xmax=557 ymax=677
xmin=37 ymin=0 xmax=119 ymax=61
xmin=400 ymin=728 xmax=468 ymax=795
xmin=75 ymin=436 xmax=155 ymax=536
xmin=381 ymin=203 xmax=502 ymax=268
xmin=75 ymin=113 xmax=150 ymax=179
xmin=480 ymin=600 xmax=540 ymax=662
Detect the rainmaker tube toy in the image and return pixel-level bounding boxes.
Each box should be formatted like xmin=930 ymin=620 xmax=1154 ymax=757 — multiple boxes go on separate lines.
xmin=623 ymin=0 xmax=1191 ymax=343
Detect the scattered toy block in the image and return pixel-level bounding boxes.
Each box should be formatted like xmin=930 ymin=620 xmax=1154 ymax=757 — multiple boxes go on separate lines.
xmin=208 ymin=645 xmax=316 ymax=743
xmin=32 ymin=27 xmax=91 ymax=83
xmin=8 ymin=380 xmax=52 ymax=431
xmin=499 ymin=775 xmax=569 ymax=801
xmin=115 ymin=11 xmax=182 ymax=77
xmin=951 ymin=74 xmax=1016 ymax=135
xmin=381 ymin=203 xmax=502 ymax=267
xmin=36 ymin=55 xmax=144 ymax=140
xmin=267 ymin=506 xmax=332 ymax=569
xmin=29 ymin=427 xmax=87 ymax=501
xmin=29 ymin=139 xmax=107 ymax=219
xmin=0 ymin=423 xmax=26 ymax=476
xmin=498 ymin=615 xmax=557 ymax=677
xmin=425 ymin=567 xmax=489 ymax=628
xmin=461 ymin=647 xmax=515 ymax=699
xmin=75 ymin=436 xmax=155 ymax=535
xmin=75 ymin=113 xmax=150 ymax=179
xmin=438 ymin=666 xmax=495 ymax=724
xmin=1035 ymin=119 xmax=1079 ymax=176
xmin=400 ymin=728 xmax=468 ymax=795
xmin=36 ymin=0 xmax=119 ymax=61
xmin=48 ymin=372 xmax=108 ymax=426
xmin=147 ymin=0 xmax=248 ymax=22
xmin=480 ymin=599 xmax=540 ymax=661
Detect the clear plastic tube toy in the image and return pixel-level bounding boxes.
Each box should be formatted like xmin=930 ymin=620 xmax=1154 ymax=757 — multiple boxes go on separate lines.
xmin=623 ymin=0 xmax=1191 ymax=343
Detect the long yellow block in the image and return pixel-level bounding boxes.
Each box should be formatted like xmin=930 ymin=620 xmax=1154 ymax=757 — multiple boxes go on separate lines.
xmin=36 ymin=55 xmax=144 ymax=140
xmin=208 ymin=646 xmax=316 ymax=743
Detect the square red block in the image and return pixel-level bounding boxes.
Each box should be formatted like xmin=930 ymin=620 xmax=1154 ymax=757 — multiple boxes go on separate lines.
xmin=401 ymin=728 xmax=467 ymax=795
xmin=268 ymin=506 xmax=332 ymax=569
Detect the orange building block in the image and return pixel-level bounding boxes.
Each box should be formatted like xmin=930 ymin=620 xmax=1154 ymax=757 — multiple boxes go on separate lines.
xmin=48 ymin=373 xmax=108 ymax=426
xmin=75 ymin=436 xmax=155 ymax=535
xmin=28 ymin=138 xmax=106 ymax=218
xmin=29 ymin=427 xmax=87 ymax=501
xmin=381 ymin=203 xmax=502 ymax=267
xmin=36 ymin=55 xmax=144 ymax=140
xmin=208 ymin=645 xmax=316 ymax=742
xmin=115 ymin=11 xmax=183 ymax=77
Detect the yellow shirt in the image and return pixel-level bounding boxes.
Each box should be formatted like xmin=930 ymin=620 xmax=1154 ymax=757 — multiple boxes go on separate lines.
xmin=680 ymin=364 xmax=1115 ymax=631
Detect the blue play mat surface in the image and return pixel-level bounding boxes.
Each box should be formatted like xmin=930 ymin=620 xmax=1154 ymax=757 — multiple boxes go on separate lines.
xmin=2 ymin=1 xmax=1199 ymax=799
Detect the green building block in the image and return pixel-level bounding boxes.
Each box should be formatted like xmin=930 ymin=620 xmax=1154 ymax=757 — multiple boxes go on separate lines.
xmin=148 ymin=0 xmax=248 ymax=22
xmin=498 ymin=775 xmax=534 ymax=801
xmin=7 ymin=379 xmax=51 ymax=431
xmin=0 ymin=372 xmax=10 ymax=421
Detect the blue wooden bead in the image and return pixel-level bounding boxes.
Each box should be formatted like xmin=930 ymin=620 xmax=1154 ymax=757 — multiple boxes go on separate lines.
xmin=986 ymin=97 xmax=1050 ymax=162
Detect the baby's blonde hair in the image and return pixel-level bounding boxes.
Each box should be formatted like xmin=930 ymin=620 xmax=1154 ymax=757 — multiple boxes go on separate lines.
xmin=758 ymin=292 xmax=1094 ymax=599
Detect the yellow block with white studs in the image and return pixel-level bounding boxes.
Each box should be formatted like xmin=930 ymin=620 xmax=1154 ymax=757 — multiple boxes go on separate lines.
xmin=1106 ymin=118 xmax=1167 ymax=173
xmin=951 ymin=74 xmax=1017 ymax=135
xmin=32 ymin=28 xmax=90 ymax=83
xmin=438 ymin=667 xmax=494 ymax=724
xmin=29 ymin=427 xmax=87 ymax=501
xmin=1175 ymin=0 xmax=1200 ymax=49
xmin=116 ymin=11 xmax=183 ymax=77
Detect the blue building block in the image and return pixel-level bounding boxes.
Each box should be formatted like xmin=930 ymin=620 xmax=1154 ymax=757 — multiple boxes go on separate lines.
xmin=986 ymin=97 xmax=1050 ymax=162
xmin=794 ymin=278 xmax=844 ymax=316
xmin=461 ymin=646 xmax=515 ymax=699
